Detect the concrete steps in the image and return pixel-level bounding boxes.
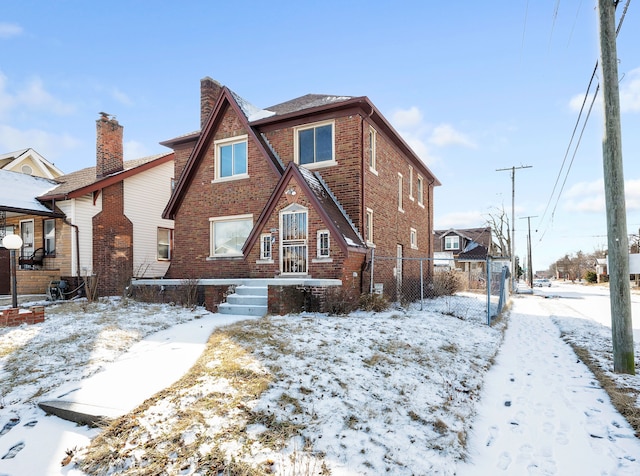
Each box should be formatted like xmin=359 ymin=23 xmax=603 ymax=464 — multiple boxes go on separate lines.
xmin=218 ymin=284 xmax=268 ymax=317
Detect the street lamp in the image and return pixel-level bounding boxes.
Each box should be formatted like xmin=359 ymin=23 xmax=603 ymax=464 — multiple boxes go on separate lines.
xmin=2 ymin=234 xmax=23 ymax=308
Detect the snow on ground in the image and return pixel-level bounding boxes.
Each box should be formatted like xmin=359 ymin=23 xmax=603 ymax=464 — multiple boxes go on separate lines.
xmin=1 ymin=282 xmax=639 ymax=475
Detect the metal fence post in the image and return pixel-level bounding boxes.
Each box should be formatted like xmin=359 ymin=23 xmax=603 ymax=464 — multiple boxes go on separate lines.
xmin=486 ymin=255 xmax=491 ymax=325
xmin=420 ymin=258 xmax=424 ymax=311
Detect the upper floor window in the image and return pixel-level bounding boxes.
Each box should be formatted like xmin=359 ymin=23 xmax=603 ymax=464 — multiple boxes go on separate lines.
xmin=409 ymin=166 xmax=414 ymax=200
xmin=369 ymin=127 xmax=377 ymax=173
xmin=157 ymin=227 xmax=173 ymax=260
xmin=209 ymin=214 xmax=253 ymax=257
xmin=214 ymin=135 xmax=248 ymax=181
xmin=417 ymin=175 xmax=424 ymax=206
xmin=444 ymin=235 xmax=460 ymax=250
xmin=398 ymin=173 xmax=404 ymax=212
xmin=295 ymin=120 xmax=335 ymax=167
xmin=44 ymin=219 xmax=56 ymax=256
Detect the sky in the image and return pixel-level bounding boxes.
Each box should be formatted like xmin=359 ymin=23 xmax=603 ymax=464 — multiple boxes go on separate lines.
xmin=1 ymin=285 xmax=640 ymax=474
xmin=1 ymin=1 xmax=640 ymax=272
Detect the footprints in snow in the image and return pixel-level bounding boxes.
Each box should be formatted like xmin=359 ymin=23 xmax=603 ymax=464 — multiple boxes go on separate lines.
xmin=0 ymin=415 xmax=37 ymax=459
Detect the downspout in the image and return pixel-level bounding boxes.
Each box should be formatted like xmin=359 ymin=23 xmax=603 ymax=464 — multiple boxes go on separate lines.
xmin=361 ymin=106 xmax=374 ymax=293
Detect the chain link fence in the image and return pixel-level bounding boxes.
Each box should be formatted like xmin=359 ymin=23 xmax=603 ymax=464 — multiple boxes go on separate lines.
xmin=363 ymin=250 xmax=511 ymax=324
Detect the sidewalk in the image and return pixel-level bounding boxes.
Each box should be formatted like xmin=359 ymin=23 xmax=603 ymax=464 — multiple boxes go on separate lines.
xmin=0 ymin=313 xmax=257 ymax=476
xmin=457 ymin=293 xmax=640 ymax=475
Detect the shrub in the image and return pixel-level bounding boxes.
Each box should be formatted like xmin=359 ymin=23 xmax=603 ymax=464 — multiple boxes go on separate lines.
xmin=430 ymin=270 xmax=462 ymax=297
xmin=584 ymin=270 xmax=598 ymax=283
xmin=324 ymin=287 xmax=360 ymax=315
xmin=359 ymin=292 xmax=390 ymax=312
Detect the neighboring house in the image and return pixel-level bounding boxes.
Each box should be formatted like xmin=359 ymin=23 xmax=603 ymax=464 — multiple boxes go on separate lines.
xmin=0 ymin=170 xmax=63 ymax=295
xmin=1 ymin=114 xmax=175 ymax=298
xmin=161 ymin=77 xmax=440 ymax=308
xmin=433 ymin=227 xmax=493 ymax=287
xmin=0 ymin=148 xmax=64 ymax=179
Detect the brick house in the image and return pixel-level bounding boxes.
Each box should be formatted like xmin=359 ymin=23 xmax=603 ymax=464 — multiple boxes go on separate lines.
xmin=1 ymin=114 xmax=175 ymax=298
xmin=159 ymin=77 xmax=440 ymax=311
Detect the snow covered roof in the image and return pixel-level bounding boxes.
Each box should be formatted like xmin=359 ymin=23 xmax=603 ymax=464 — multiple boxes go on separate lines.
xmin=0 ymin=169 xmax=60 ymax=216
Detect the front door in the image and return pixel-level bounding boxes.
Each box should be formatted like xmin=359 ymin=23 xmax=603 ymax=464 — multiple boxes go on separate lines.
xmin=280 ymin=205 xmax=308 ymax=275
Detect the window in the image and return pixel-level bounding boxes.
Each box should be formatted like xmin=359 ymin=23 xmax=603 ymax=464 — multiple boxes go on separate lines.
xmin=365 ymin=208 xmax=374 ymax=245
xmin=410 ymin=228 xmax=418 ymax=249
xmin=409 ymin=166 xmax=414 ymax=200
xmin=398 ymin=173 xmax=404 ymax=212
xmin=369 ymin=127 xmax=377 ymax=172
xmin=295 ymin=121 xmax=334 ymax=166
xmin=260 ymin=233 xmax=273 ymax=261
xmin=44 ymin=219 xmax=56 ymax=255
xmin=444 ymin=235 xmax=460 ymax=250
xmin=317 ymin=230 xmax=330 ymax=258
xmin=209 ymin=214 xmax=253 ymax=257
xmin=157 ymin=228 xmax=173 ymax=260
xmin=214 ymin=135 xmax=248 ymax=180
xmin=417 ymin=175 xmax=424 ymax=206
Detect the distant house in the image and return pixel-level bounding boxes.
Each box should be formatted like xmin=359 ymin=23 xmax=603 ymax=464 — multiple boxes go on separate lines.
xmin=433 ymin=227 xmax=493 ymax=287
xmin=0 ymin=148 xmax=64 ymax=179
xmin=1 ymin=115 xmax=175 ymax=298
xmin=160 ymin=77 xmax=440 ymax=311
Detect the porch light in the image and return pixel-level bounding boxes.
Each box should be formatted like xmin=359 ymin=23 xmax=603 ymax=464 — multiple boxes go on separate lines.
xmin=2 ymin=234 xmax=23 ymax=308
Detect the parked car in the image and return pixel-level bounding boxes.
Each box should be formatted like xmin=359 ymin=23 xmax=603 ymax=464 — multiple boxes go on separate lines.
xmin=533 ymin=278 xmax=551 ymax=287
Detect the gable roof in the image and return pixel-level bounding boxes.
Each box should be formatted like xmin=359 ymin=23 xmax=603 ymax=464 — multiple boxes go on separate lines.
xmin=244 ymin=162 xmax=366 ymax=256
xmin=0 ymin=148 xmax=64 ymax=179
xmin=163 ymin=87 xmax=284 ymax=220
xmin=434 ymin=227 xmax=493 ymax=249
xmin=0 ymin=169 xmax=62 ymax=217
xmin=38 ymin=152 xmax=174 ymax=201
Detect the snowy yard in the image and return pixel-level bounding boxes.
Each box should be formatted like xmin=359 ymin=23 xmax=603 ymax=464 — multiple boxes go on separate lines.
xmin=1 ymin=282 xmax=639 ymax=475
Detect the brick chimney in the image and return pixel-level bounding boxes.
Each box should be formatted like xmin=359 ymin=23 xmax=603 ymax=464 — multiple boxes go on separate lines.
xmin=200 ymin=77 xmax=223 ymax=129
xmin=96 ymin=112 xmax=124 ymax=178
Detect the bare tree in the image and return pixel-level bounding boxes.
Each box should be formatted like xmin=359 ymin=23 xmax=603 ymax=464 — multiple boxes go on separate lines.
xmin=484 ymin=206 xmax=511 ymax=258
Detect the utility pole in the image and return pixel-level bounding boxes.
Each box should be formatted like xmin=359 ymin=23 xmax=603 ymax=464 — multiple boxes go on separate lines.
xmin=497 ymin=165 xmax=532 ymax=291
xmin=520 ymin=216 xmax=537 ymax=288
xmin=598 ymin=0 xmax=634 ymax=374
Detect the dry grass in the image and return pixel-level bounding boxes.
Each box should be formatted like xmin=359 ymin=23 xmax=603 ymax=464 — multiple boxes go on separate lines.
xmin=79 ymin=326 xmax=309 ymax=475
xmin=565 ymin=342 xmax=640 ymax=437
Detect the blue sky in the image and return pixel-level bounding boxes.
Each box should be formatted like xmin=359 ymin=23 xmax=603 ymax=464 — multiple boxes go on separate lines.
xmin=1 ymin=1 xmax=639 ymax=272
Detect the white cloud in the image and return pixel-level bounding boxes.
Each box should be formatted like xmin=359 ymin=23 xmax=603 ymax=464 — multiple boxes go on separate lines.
xmin=390 ymin=106 xmax=475 ymax=167
xmin=0 ymin=22 xmax=23 ymax=38
xmin=563 ymin=178 xmax=640 ymax=213
xmin=620 ymin=67 xmax=640 ymax=113
xmin=0 ymin=124 xmax=81 ymax=165
xmin=568 ymin=92 xmax=599 ymax=113
xmin=124 ymin=140 xmax=150 ymax=160
xmin=430 ymin=124 xmax=477 ymax=148
xmin=0 ymin=72 xmax=75 ymax=119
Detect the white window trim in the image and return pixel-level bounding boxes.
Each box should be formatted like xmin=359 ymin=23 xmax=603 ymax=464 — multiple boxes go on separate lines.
xmin=417 ymin=175 xmax=425 ymax=208
xmin=314 ymin=229 xmax=332 ymax=262
xmin=257 ymin=232 xmax=274 ymax=264
xmin=410 ymin=227 xmax=418 ymax=250
xmin=398 ymin=173 xmax=404 ymax=212
xmin=369 ymin=126 xmax=378 ymax=175
xmin=212 ymin=134 xmax=249 ymax=183
xmin=409 ymin=166 xmax=414 ymax=201
xmin=444 ymin=235 xmax=460 ymax=251
xmin=209 ymin=213 xmax=253 ymax=257
xmin=365 ymin=208 xmax=374 ymax=246
xmin=294 ymin=119 xmax=337 ymax=169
